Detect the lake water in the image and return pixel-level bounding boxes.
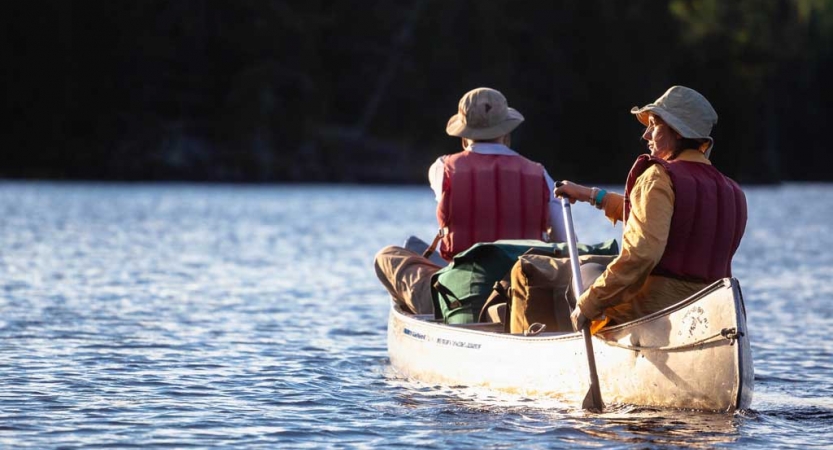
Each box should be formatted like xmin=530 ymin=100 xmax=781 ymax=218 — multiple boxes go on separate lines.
xmin=0 ymin=181 xmax=831 ymax=449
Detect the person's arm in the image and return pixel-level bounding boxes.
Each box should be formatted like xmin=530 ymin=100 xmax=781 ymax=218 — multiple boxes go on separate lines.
xmin=428 ymin=156 xmax=446 ymax=202
xmin=576 ymin=166 xmax=675 ymax=320
xmin=554 ymin=181 xmax=624 ymax=225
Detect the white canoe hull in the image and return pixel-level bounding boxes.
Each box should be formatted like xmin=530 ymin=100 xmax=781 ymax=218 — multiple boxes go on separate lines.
xmin=388 ymin=278 xmax=753 ymax=411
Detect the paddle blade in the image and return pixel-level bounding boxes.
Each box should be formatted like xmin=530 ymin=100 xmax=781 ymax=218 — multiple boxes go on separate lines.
xmin=580 ymin=326 xmax=605 ymax=412
xmin=582 ymin=382 xmax=605 ymax=412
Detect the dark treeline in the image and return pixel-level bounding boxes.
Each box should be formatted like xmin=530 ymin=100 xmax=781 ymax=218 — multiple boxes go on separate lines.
xmin=3 ymin=0 xmax=832 ymax=184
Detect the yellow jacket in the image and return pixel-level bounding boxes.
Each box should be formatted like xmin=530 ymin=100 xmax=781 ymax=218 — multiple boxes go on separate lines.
xmin=578 ymin=150 xmax=711 ymax=324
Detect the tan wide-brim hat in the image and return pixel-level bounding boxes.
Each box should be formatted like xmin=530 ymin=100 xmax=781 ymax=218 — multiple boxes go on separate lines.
xmin=446 ymin=87 xmax=524 ymax=140
xmin=631 ymin=85 xmax=718 ymax=155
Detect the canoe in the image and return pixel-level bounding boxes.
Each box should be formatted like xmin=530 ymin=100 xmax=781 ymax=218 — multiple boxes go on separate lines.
xmin=387 ymin=277 xmax=753 ymax=412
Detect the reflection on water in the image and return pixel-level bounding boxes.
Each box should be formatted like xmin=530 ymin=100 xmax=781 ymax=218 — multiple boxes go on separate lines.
xmin=586 ymin=409 xmax=742 ymax=448
xmin=0 ymin=182 xmax=831 ymax=448
xmin=386 ymin=374 xmax=746 ymax=448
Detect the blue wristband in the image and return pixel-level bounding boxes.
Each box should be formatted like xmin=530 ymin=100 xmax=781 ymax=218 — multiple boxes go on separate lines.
xmin=595 ymin=189 xmax=607 ymax=207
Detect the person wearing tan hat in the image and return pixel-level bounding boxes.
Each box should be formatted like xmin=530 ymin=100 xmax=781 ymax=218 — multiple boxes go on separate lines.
xmin=555 ymin=86 xmax=748 ymax=329
xmin=375 ymin=87 xmax=567 ymax=315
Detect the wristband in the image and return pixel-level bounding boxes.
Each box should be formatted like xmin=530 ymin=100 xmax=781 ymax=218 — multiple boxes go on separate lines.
xmin=594 ymin=189 xmax=607 ymax=209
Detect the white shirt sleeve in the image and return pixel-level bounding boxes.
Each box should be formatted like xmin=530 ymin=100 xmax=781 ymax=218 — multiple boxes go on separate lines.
xmin=428 ymin=156 xmax=446 ymax=202
xmin=543 ymin=170 xmax=568 ymax=242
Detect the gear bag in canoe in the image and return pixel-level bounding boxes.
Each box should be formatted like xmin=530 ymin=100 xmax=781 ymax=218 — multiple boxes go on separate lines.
xmin=431 ymin=239 xmax=619 ymax=324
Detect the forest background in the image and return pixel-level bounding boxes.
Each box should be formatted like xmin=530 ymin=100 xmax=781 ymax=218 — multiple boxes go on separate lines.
xmin=4 ymin=0 xmax=832 ymax=184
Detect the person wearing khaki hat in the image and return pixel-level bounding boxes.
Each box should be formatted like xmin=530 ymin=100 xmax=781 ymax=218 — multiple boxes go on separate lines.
xmin=555 ymin=86 xmax=748 ymax=330
xmin=374 ymin=87 xmax=567 ymax=316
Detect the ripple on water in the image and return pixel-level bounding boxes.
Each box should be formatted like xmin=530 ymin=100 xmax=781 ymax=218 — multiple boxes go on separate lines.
xmin=0 ymin=183 xmax=832 ymax=448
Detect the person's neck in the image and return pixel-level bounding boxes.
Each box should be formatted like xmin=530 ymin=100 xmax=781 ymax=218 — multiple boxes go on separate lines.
xmin=466 ymin=141 xmax=508 ymax=151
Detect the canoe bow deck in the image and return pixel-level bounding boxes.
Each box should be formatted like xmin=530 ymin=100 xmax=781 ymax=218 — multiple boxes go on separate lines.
xmin=387 ymin=278 xmax=753 ymax=412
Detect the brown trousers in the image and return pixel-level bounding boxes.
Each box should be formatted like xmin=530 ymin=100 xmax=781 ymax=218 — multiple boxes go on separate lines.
xmin=374 ymin=245 xmax=441 ymax=314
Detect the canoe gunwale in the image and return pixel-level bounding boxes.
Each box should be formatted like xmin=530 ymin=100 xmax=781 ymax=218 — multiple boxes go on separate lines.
xmin=394 ymin=278 xmax=740 ymax=343
xmin=392 ymin=306 xmax=583 ymax=343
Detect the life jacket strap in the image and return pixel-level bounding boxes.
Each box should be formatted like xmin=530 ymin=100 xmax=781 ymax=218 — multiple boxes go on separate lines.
xmin=422 ymin=227 xmax=448 ymax=259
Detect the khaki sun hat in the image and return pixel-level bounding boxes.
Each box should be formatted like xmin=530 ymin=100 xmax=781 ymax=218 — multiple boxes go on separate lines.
xmin=446 ymin=87 xmax=524 ymax=140
xmin=631 ymin=86 xmax=718 ymax=156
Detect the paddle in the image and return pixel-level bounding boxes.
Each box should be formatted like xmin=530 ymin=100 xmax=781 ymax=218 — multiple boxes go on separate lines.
xmin=556 ymin=182 xmax=605 ymax=412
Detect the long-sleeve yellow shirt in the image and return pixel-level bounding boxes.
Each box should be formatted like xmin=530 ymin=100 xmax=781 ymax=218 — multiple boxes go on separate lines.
xmin=578 ymin=150 xmax=711 ymax=324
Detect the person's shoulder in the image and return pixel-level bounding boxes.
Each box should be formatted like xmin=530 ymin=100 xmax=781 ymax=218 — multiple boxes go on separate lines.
xmin=434 ymin=152 xmax=460 ymax=163
xmin=643 ymin=163 xmax=666 ymax=175
xmin=512 ymin=152 xmax=543 ymax=165
xmin=637 ymin=163 xmax=672 ymax=185
xmin=517 ymin=154 xmax=543 ymax=163
xmin=520 ymin=155 xmax=547 ymax=173
xmin=428 ymin=155 xmax=448 ymax=174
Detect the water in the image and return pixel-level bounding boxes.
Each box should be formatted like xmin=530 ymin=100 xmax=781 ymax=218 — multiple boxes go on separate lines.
xmin=0 ymin=181 xmax=831 ymax=449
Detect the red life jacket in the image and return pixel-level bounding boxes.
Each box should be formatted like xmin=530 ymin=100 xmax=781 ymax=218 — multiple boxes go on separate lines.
xmin=437 ymin=151 xmax=550 ymax=261
xmin=624 ymin=154 xmax=747 ymax=282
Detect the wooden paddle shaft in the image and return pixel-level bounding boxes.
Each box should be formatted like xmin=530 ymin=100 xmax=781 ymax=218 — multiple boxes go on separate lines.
xmin=560 ymin=200 xmax=585 ymax=299
xmin=559 ymin=193 xmax=605 ymax=411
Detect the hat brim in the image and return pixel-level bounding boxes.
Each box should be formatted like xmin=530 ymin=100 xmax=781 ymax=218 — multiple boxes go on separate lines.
xmin=446 ymin=107 xmax=524 ymax=140
xmin=631 ymin=104 xmax=714 ymax=153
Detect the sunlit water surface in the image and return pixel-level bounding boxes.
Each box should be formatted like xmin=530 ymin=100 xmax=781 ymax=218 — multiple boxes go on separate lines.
xmin=0 ymin=182 xmax=831 ymax=449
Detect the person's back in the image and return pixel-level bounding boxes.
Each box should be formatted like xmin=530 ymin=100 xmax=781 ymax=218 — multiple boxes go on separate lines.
xmin=624 ymin=154 xmax=747 ymax=283
xmin=436 ymin=150 xmax=550 ymax=260
xmin=375 ymin=87 xmax=565 ymax=315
